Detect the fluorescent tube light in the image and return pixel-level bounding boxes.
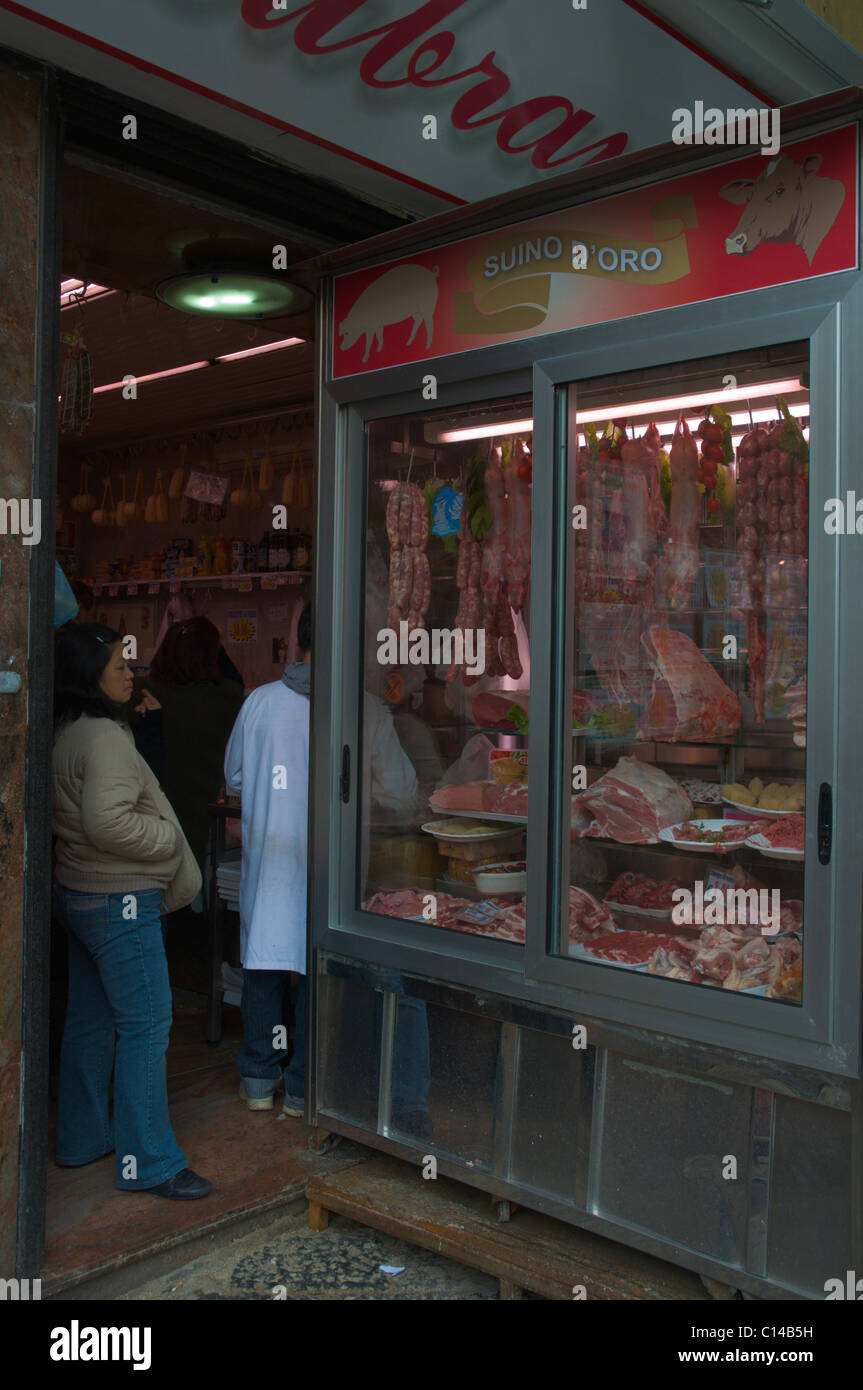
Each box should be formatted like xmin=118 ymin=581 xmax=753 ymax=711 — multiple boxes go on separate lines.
xmin=216 ymin=337 xmax=304 ymax=361
xmin=433 ymin=380 xmax=804 ymax=442
xmin=91 ymin=337 xmax=304 ymax=393
xmin=93 ymin=361 xmax=209 ymax=394
xmin=436 ymin=418 xmax=534 ymax=442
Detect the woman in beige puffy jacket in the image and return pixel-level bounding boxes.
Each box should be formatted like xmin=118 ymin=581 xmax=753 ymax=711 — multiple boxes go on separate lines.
xmin=52 ymin=623 xmax=211 ymax=1200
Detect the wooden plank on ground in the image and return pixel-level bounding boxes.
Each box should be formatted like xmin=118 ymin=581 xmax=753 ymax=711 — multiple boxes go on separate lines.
xmin=306 ymin=1155 xmax=712 ymax=1301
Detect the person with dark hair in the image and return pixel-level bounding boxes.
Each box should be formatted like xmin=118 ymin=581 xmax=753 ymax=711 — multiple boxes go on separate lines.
xmin=131 ymin=617 xmax=245 ymax=883
xmin=216 ymin=643 xmax=245 ymax=686
xmin=224 ymin=603 xmax=312 ymax=1115
xmin=51 ymin=622 xmax=209 ymax=1198
xmin=70 ymin=580 xmax=95 ymax=623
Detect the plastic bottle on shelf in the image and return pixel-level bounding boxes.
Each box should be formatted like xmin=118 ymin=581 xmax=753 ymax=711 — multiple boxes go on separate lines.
xmin=257 ymin=531 xmax=269 ymax=573
xmin=294 ymin=530 xmax=309 ymax=571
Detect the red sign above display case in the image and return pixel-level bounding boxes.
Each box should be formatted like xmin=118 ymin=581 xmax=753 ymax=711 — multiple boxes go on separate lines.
xmin=332 ymin=124 xmax=858 ymax=378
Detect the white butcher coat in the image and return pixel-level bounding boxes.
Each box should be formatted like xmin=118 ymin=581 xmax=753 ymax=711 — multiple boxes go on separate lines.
xmin=224 ymin=679 xmax=310 ymax=972
xmin=224 ymin=683 xmax=420 ymax=971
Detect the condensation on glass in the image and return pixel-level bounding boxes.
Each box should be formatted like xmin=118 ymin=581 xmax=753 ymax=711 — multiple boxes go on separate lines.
xmin=557 ymin=345 xmax=808 ymax=1008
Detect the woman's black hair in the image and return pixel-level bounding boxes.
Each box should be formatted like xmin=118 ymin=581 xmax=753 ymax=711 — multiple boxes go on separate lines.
xmin=297 ymin=602 xmax=312 ymax=654
xmin=54 ymin=623 xmax=125 ymax=730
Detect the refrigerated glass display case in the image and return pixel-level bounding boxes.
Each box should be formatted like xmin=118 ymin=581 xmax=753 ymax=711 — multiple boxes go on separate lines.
xmin=308 ymin=98 xmax=863 ymax=1298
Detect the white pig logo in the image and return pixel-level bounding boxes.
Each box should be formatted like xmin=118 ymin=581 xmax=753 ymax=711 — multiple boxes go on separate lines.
xmin=339 ymin=263 xmax=439 ymax=363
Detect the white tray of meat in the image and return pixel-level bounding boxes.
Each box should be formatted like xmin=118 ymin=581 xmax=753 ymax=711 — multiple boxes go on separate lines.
xmin=745 ymin=815 xmax=805 ymax=861
xmin=604 ymin=901 xmax=672 ymax=921
xmin=569 ymin=942 xmax=648 ymax=971
xmin=421 ymin=818 xmax=521 ymax=842
xmin=658 ymin=819 xmax=756 ymax=852
xmin=430 ymin=806 xmax=527 ymax=825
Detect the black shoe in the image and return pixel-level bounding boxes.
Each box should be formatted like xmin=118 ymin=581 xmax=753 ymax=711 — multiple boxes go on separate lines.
xmin=144 ymin=1168 xmax=212 ymax=1200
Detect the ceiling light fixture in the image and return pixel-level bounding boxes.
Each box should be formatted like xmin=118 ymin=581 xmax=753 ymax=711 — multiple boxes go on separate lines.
xmin=155 ymin=262 xmax=314 ymax=321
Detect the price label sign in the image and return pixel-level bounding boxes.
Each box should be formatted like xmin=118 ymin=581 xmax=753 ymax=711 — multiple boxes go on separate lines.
xmin=108 ymin=586 xmax=118 ymax=597
xmin=237 ymin=581 xmax=253 ymax=593
xmin=147 ymin=583 xmax=159 ymax=595
xmin=127 ymin=585 xmax=138 ymax=596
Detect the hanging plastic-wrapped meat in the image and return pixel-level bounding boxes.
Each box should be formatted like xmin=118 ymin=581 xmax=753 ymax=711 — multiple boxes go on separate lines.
xmin=666 ymin=416 xmax=700 ymax=609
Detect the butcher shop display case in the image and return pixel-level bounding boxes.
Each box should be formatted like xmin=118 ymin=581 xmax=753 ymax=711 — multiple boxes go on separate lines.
xmin=308 ymin=96 xmax=863 ymax=1299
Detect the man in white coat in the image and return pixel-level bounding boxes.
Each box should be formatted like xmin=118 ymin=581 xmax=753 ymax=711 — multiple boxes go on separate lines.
xmin=225 ymin=603 xmax=313 ymax=1116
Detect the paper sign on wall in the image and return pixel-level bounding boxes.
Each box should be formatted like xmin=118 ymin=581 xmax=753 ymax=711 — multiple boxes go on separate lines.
xmin=227 ymin=609 xmax=258 ymax=644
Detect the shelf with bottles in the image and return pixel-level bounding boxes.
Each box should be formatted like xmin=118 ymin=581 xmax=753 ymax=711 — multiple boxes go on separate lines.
xmin=91 ymin=571 xmax=312 ymax=595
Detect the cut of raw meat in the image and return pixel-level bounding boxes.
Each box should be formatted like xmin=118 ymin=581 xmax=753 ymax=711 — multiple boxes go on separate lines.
xmin=783 ymin=675 xmax=806 ymax=747
xmin=574 ymin=756 xmax=693 ymax=844
xmin=429 ymin=780 xmax=528 ymax=817
xmin=493 ymin=782 xmax=529 ymax=816
xmin=647 ymin=917 xmax=801 ymax=993
xmin=567 ymin=886 xmax=616 ymax=942
xmin=471 ymin=689 xmax=596 ymax=730
xmin=581 ymin=930 xmax=690 ymax=964
xmin=471 ymin=690 xmax=529 ymax=729
xmin=429 ymin=781 xmax=495 ymax=813
xmin=639 ymin=626 xmax=741 ymax=741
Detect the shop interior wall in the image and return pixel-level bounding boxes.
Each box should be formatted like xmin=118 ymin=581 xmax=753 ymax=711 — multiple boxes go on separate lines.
xmin=61 ymin=424 xmax=314 ymax=686
xmin=0 ymin=64 xmax=40 ymax=1278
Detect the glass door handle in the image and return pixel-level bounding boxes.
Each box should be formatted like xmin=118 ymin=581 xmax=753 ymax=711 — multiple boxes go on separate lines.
xmin=340 ymin=745 xmax=351 ymax=804
xmin=817 ymin=782 xmax=832 ymax=865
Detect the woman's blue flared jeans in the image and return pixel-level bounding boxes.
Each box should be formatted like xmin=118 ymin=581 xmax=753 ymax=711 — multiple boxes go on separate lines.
xmin=53 ymin=883 xmax=186 ymax=1190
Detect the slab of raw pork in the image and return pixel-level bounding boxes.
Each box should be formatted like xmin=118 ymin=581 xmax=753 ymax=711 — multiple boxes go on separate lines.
xmin=429 ymin=781 xmax=494 ymax=813
xmin=573 ymin=755 xmax=693 ymax=844
xmin=429 ymin=780 xmax=528 ymax=816
xmin=639 ymin=626 xmax=742 ymax=742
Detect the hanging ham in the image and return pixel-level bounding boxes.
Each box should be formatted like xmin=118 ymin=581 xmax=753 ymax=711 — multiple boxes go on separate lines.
xmin=638 ymin=626 xmax=742 ymax=742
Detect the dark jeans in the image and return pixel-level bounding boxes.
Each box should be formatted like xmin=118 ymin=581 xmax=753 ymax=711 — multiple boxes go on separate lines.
xmin=236 ymin=971 xmax=306 ymax=1100
xmin=53 ymin=883 xmax=186 ymax=1189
